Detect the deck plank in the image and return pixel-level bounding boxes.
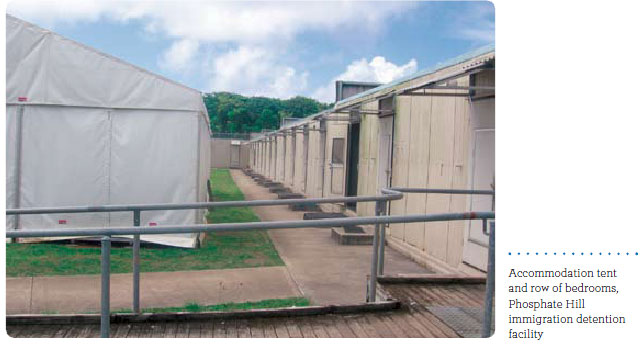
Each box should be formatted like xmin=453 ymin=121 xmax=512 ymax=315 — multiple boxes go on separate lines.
xmin=237 ymin=318 xmax=252 ymax=338
xmin=7 ymin=281 xmax=487 ymax=338
xmin=272 ymin=318 xmax=290 ymax=338
xmin=309 ymin=316 xmax=331 ymax=338
xmin=249 ymin=319 xmax=265 ymax=338
xmin=333 ymin=316 xmax=356 ymax=338
xmin=296 ymin=317 xmax=316 ymax=338
xmin=163 ymin=322 xmax=177 ymax=338
xmin=365 ymin=313 xmax=396 ymax=338
xmin=212 ymin=319 xmax=227 ymax=338
xmin=344 ymin=315 xmax=369 ymax=337
xmin=259 ymin=318 xmax=277 ymax=338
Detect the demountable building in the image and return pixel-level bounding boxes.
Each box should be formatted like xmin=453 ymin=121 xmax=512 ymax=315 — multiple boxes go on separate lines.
xmin=5 ymin=15 xmax=211 ymax=248
xmin=248 ymin=45 xmax=495 ymax=272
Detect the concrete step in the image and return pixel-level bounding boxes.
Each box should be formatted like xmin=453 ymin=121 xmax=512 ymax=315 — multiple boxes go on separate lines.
xmin=261 ymin=181 xmax=282 ymax=188
xmin=302 ymin=212 xmax=347 ymax=220
xmin=277 ymin=193 xmax=304 ymax=199
xmin=331 ymin=226 xmax=374 ymax=245
xmin=269 ymin=186 xmax=290 ymax=193
xmin=288 ymin=203 xmax=321 ymax=212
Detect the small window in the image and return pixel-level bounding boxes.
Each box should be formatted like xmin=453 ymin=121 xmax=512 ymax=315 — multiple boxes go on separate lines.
xmin=331 ymin=138 xmax=345 ymax=164
xmin=378 ymin=97 xmax=394 ymax=117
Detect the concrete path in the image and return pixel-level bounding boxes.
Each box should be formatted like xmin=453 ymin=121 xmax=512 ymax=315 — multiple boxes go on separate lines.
xmin=6 ymin=266 xmax=301 ymax=314
xmin=230 ymin=169 xmax=431 ymax=305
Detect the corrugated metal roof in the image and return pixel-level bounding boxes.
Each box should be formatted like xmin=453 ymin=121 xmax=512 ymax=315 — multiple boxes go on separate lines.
xmin=249 ymin=109 xmax=334 ymax=142
xmin=335 ymin=43 xmax=495 ymax=107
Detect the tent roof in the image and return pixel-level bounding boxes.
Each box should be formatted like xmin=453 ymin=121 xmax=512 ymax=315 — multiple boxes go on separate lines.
xmin=6 ymin=14 xmax=206 ymax=113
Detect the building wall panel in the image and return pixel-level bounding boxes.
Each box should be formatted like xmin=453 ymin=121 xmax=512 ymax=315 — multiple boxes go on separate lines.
xmin=404 ymin=95 xmax=432 ymax=249
xmin=423 ymin=90 xmax=457 ymax=262
xmin=388 ymin=96 xmax=412 ymax=240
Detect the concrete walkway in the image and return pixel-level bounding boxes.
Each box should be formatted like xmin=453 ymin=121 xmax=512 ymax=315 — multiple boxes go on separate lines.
xmin=6 ymin=266 xmax=301 ymax=314
xmin=7 ymin=169 xmax=429 ymax=314
xmin=230 ymin=169 xmax=431 ymax=305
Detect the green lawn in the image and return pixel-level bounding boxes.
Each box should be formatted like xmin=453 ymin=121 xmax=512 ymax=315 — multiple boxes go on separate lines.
xmin=6 ymin=169 xmax=284 ymax=277
xmin=112 ymin=297 xmax=310 ymax=314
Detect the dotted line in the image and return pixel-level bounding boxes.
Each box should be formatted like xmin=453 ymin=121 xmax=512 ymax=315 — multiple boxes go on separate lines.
xmin=509 ymin=252 xmax=638 ymax=256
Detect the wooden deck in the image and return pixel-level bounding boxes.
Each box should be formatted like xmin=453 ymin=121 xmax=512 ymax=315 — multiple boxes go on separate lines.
xmin=7 ymin=280 xmax=490 ymax=338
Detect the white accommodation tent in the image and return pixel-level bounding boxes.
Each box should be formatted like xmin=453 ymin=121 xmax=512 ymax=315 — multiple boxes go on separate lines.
xmin=5 ymin=15 xmax=211 ymax=248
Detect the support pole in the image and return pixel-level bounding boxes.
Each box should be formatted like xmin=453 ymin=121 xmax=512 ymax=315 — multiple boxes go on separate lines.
xmin=11 ymin=105 xmax=25 ymax=243
xmin=100 ymin=235 xmax=111 ymax=338
xmin=132 ymin=210 xmax=141 ymax=314
xmin=482 ymin=221 xmax=495 ymax=337
xmin=377 ymin=201 xmax=386 ymax=276
xmin=368 ymin=200 xmax=383 ymax=302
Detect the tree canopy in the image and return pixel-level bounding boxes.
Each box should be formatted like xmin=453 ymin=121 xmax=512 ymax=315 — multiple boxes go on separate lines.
xmin=203 ymin=92 xmax=332 ymax=133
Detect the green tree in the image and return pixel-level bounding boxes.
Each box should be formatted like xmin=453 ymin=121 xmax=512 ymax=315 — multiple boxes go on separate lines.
xmin=203 ymin=92 xmax=331 ymax=134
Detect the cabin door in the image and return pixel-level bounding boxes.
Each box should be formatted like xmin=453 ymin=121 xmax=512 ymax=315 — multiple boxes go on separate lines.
xmin=325 ymin=122 xmax=348 ymax=198
xmin=463 ymin=128 xmax=495 ymax=271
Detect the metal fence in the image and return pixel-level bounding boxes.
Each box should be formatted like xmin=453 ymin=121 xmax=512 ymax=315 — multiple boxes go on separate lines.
xmin=210 ymin=132 xmax=252 ymax=140
xmin=6 ymin=187 xmax=495 ymax=338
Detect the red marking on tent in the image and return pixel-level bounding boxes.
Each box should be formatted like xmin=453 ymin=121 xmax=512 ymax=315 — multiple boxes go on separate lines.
xmin=58 ymin=220 xmax=67 ymax=225
xmin=149 ymin=222 xmax=157 ymax=226
xmin=18 ymin=97 xmax=28 ymax=102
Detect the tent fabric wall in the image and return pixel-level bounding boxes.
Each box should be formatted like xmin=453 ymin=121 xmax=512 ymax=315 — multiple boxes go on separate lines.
xmin=18 ymin=106 xmax=111 ymax=230
xmin=6 ymin=15 xmax=210 ymax=248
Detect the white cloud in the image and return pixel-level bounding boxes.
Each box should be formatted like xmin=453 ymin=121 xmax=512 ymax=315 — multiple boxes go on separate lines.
xmin=312 ymin=56 xmax=418 ymax=102
xmin=8 ymin=1 xmax=415 ymax=42
xmin=209 ymin=45 xmax=308 ymax=99
xmin=158 ymin=39 xmax=199 ymax=72
xmin=8 ymin=0 xmax=418 ymax=97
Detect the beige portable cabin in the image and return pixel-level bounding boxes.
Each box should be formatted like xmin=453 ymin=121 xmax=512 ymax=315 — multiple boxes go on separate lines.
xmin=248 ymin=110 xmax=350 ymax=211
xmin=334 ymin=45 xmax=495 ymax=272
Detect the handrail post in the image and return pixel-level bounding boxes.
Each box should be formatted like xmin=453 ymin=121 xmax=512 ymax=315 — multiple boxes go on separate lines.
xmin=377 ymin=201 xmax=386 ymax=276
xmin=100 ymin=235 xmax=111 ymax=338
xmin=368 ymin=200 xmax=383 ymax=302
xmin=132 ymin=210 xmax=141 ymax=314
xmin=482 ymin=220 xmax=495 ymax=337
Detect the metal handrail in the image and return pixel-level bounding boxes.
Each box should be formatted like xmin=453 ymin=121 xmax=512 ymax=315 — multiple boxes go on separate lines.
xmin=5 ymin=212 xmax=494 ymax=239
xmin=5 ymin=187 xmax=496 ymax=215
xmin=5 ymin=186 xmax=495 ymax=338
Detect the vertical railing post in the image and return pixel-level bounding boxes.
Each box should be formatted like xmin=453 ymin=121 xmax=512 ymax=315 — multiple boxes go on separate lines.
xmin=132 ymin=210 xmax=141 ymax=314
xmin=368 ymin=200 xmax=383 ymax=302
xmin=482 ymin=221 xmax=495 ymax=337
xmin=100 ymin=235 xmax=111 ymax=338
xmin=377 ymin=201 xmax=386 ymax=276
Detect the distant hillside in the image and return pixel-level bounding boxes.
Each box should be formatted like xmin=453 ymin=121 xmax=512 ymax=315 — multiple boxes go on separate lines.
xmin=203 ymin=92 xmax=332 ymax=134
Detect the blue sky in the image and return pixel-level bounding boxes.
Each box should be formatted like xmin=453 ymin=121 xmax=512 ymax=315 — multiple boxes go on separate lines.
xmin=7 ymin=1 xmax=494 ymax=102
